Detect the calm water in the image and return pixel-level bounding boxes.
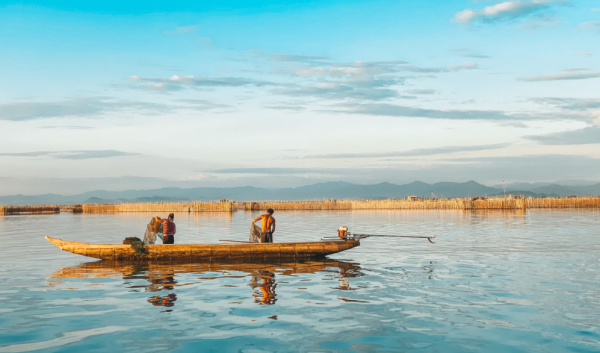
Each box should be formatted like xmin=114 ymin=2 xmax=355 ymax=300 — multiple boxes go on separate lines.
xmin=0 ymin=210 xmax=599 ymax=352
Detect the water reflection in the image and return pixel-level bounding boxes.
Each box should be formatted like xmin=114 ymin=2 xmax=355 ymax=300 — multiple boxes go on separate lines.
xmin=250 ymin=271 xmax=277 ymax=305
xmin=48 ymin=259 xmax=362 ymax=309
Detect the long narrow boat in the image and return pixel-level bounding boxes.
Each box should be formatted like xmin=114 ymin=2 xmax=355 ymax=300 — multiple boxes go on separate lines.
xmin=45 ymin=236 xmax=360 ymax=261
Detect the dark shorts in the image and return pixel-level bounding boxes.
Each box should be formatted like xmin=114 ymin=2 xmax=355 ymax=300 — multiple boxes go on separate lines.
xmin=163 ymin=235 xmax=174 ymax=244
xmin=260 ymin=232 xmax=273 ymax=243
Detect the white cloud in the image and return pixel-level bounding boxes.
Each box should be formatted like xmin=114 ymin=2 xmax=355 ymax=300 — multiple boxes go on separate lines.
xmin=0 ymin=150 xmax=139 ymax=160
xmin=446 ymin=61 xmax=478 ymax=70
xmin=292 ymin=60 xmax=408 ymax=78
xmin=164 ymin=25 xmax=198 ymax=36
xmin=268 ymin=59 xmax=478 ymax=101
xmin=270 ymin=54 xmax=329 ymax=62
xmin=526 ymin=126 xmax=600 ymax=145
xmin=0 ymin=97 xmax=169 ymax=121
xmin=575 ymin=51 xmax=593 ymax=57
xmin=0 ymin=96 xmax=227 ymax=120
xmin=593 ymin=112 xmax=600 ymax=126
xmin=195 ymin=37 xmax=213 ymax=46
xmin=450 ymin=48 xmax=490 ymax=58
xmin=518 ymin=70 xmax=600 ymax=82
xmin=338 ymin=103 xmax=520 ymax=121
xmin=404 ymin=89 xmax=436 ymax=95
xmin=290 ymin=60 xmax=477 ymax=79
xmin=579 ymin=21 xmax=600 ymax=32
xmin=453 ymin=0 xmax=566 ymax=24
xmin=127 ymin=75 xmax=274 ymax=92
xmin=293 ymin=143 xmax=510 ymax=159
xmin=531 ymin=97 xmax=600 ymax=111
xmin=591 ymin=8 xmax=600 ymax=12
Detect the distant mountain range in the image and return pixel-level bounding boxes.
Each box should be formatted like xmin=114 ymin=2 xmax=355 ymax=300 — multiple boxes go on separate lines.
xmin=1 ymin=180 xmax=599 ymax=206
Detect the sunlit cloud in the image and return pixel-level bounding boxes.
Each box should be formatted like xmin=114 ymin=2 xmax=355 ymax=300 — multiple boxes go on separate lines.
xmin=453 ymin=0 xmax=567 ymax=24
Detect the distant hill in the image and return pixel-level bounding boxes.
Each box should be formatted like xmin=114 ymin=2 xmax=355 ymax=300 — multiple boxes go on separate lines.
xmin=1 ymin=180 xmax=599 ymax=205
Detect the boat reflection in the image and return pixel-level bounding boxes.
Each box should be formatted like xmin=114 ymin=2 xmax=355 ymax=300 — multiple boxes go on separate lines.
xmin=48 ymin=259 xmax=362 ymax=308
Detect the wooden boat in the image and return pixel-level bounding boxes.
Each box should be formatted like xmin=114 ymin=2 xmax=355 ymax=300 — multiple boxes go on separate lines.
xmin=45 ymin=236 xmax=360 ymax=261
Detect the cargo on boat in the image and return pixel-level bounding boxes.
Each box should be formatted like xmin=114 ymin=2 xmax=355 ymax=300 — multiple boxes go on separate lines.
xmin=45 ymin=236 xmax=360 ymax=261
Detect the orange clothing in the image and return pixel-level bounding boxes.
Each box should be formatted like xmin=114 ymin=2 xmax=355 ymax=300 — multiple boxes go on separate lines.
xmin=253 ymin=214 xmax=275 ymax=232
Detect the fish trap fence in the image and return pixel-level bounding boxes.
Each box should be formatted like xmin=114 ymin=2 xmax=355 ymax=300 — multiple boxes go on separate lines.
xmin=242 ymin=200 xmax=354 ymax=211
xmin=351 ymin=199 xmax=467 ymax=210
xmin=244 ymin=199 xmax=469 ymax=211
xmin=2 ymin=196 xmax=599 ymax=216
xmin=82 ymin=201 xmax=234 ymax=213
xmin=0 ymin=205 xmax=61 ymax=215
xmin=469 ymin=198 xmax=526 ymax=209
xmin=526 ymin=196 xmax=600 ymax=208
xmin=240 ymin=197 xmax=598 ymax=211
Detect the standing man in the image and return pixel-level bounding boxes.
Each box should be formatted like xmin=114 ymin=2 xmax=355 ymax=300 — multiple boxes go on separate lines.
xmin=252 ymin=209 xmax=275 ymax=243
xmin=155 ymin=213 xmax=176 ymax=244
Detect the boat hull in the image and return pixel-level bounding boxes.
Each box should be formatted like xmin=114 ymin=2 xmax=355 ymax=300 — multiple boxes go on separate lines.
xmin=45 ymin=236 xmax=360 ymax=261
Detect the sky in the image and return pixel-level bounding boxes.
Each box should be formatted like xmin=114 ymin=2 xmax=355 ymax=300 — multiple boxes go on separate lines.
xmin=1 ymin=0 xmax=599 ymax=195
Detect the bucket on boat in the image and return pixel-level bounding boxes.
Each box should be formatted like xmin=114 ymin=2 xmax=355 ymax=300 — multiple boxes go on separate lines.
xmin=338 ymin=226 xmax=348 ymax=238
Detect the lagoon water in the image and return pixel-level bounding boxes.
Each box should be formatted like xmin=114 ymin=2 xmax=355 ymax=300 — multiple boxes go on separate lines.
xmin=0 ymin=210 xmax=599 ymax=352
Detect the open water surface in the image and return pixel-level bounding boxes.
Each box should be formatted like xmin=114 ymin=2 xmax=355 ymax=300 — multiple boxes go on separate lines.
xmin=0 ymin=210 xmax=599 ymax=352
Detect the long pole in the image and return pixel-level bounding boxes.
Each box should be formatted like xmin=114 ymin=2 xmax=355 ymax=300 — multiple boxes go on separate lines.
xmin=349 ymin=233 xmax=435 ymax=240
xmin=321 ymin=233 xmax=436 ymax=243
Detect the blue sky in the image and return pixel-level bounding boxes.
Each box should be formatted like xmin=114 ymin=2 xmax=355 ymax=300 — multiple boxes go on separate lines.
xmin=1 ymin=0 xmax=599 ymax=194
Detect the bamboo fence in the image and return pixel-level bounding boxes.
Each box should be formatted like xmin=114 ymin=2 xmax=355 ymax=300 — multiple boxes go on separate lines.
xmin=82 ymin=204 xmax=119 ymax=213
xmin=243 ymin=196 xmax=600 ymax=211
xmin=2 ymin=196 xmax=599 ymax=215
xmin=243 ymin=199 xmax=486 ymax=211
xmin=82 ymin=201 xmax=234 ymax=213
xmin=241 ymin=200 xmax=354 ymax=211
xmin=525 ymin=196 xmax=600 ymax=208
xmin=0 ymin=205 xmax=60 ymax=215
